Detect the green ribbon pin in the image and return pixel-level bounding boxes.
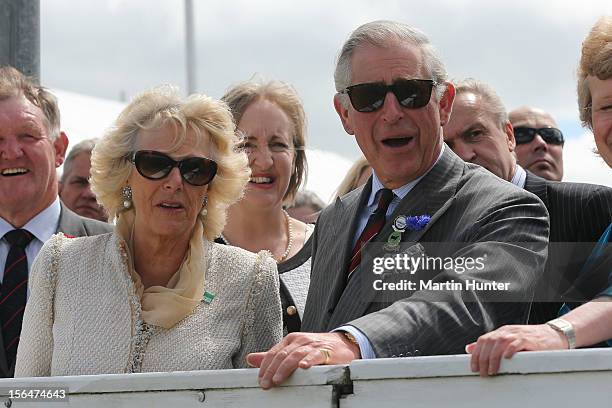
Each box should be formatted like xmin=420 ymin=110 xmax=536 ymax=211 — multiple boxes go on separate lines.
xmin=203 ymin=291 xmax=216 ymax=304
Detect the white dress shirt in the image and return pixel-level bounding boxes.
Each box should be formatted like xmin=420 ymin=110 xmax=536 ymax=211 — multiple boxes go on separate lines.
xmin=0 ymin=198 xmax=61 ymax=284
xmin=510 ymin=164 xmax=527 ymax=189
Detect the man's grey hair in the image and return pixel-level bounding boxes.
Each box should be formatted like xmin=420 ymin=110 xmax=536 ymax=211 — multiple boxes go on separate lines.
xmin=334 ymin=20 xmax=448 ymax=108
xmin=290 ymin=189 xmax=326 ymax=212
xmin=0 ymin=66 xmax=61 ymax=140
xmin=60 ymin=138 xmax=98 ymax=183
xmin=454 ymin=78 xmax=508 ymax=127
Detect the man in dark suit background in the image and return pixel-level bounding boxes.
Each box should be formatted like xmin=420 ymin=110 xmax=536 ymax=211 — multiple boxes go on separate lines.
xmin=444 ymin=78 xmax=612 ymax=324
xmin=248 ymin=21 xmax=549 ymax=388
xmin=510 ymin=106 xmax=564 ymax=182
xmin=0 ymin=66 xmax=111 ymax=377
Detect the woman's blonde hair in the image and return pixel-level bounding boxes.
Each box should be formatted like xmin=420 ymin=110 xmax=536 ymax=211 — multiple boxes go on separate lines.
xmin=577 ymin=16 xmax=612 ymax=129
xmin=90 ymin=85 xmax=250 ymax=240
xmin=334 ymin=156 xmax=371 ymax=198
xmin=221 ymin=79 xmax=307 ymax=204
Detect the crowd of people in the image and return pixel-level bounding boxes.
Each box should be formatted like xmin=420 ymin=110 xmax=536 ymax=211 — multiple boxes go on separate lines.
xmin=0 ymin=16 xmax=610 ymax=385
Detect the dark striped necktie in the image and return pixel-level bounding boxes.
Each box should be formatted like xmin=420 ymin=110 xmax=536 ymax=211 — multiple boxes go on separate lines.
xmin=347 ymin=188 xmax=394 ymax=280
xmin=1 ymin=229 xmax=34 ymax=367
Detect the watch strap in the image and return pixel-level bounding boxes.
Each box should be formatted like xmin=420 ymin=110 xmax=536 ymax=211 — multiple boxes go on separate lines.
xmin=546 ymin=318 xmax=576 ymax=349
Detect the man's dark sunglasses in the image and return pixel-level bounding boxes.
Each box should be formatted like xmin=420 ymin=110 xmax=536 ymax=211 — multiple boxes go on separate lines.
xmin=131 ymin=150 xmax=217 ymax=186
xmin=514 ymin=127 xmax=564 ymax=145
xmin=340 ymin=79 xmax=437 ymax=113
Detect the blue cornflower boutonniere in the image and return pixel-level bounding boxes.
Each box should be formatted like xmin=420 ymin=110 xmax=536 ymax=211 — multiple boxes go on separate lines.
xmin=406 ymin=214 xmax=431 ymax=231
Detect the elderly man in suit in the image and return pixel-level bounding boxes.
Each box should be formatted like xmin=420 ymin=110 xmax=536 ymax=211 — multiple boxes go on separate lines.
xmin=59 ymin=138 xmax=108 ymax=222
xmin=444 ymin=78 xmax=612 ymax=326
xmin=0 ymin=66 xmax=111 ymax=377
xmin=247 ymin=21 xmax=549 ymax=388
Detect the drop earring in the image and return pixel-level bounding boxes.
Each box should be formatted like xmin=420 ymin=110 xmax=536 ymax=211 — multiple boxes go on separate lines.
xmin=201 ymin=196 xmax=208 ymax=217
xmin=122 ymin=186 xmax=133 ymax=209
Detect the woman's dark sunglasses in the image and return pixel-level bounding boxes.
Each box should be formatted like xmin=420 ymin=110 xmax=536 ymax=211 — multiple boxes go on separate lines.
xmin=514 ymin=127 xmax=564 ymax=145
xmin=131 ymin=150 xmax=217 ymax=186
xmin=340 ymin=79 xmax=437 ymax=113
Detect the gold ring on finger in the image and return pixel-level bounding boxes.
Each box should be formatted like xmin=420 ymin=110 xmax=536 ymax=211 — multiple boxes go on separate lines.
xmin=319 ymin=348 xmax=332 ymax=365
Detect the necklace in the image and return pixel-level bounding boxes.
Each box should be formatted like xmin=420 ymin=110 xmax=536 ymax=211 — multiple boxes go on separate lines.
xmin=220 ymin=209 xmax=293 ymax=264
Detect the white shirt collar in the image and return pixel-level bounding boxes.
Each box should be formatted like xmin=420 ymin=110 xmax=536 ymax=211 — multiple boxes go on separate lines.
xmin=0 ymin=198 xmax=61 ymax=242
xmin=511 ymin=164 xmax=527 ymax=189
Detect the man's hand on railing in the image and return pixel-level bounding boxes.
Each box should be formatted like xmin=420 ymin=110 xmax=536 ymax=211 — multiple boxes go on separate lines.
xmin=465 ymin=324 xmax=568 ymax=377
xmin=246 ymin=332 xmax=361 ymax=389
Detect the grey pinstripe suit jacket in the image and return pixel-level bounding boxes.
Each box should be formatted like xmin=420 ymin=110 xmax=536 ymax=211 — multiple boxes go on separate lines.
xmin=525 ymin=171 xmax=612 ymax=324
xmin=0 ymin=203 xmax=111 ymax=377
xmin=301 ymin=147 xmax=550 ymax=358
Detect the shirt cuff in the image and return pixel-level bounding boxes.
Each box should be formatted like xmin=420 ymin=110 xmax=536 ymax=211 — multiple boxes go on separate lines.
xmin=333 ymin=325 xmax=376 ymax=359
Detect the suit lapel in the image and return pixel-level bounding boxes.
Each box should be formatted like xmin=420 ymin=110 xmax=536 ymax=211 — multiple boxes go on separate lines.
xmin=56 ymin=203 xmax=86 ymax=235
xmin=524 ymin=171 xmax=549 ymax=207
xmin=327 ymin=147 xmax=464 ymax=328
xmin=323 ymin=183 xmax=372 ymax=322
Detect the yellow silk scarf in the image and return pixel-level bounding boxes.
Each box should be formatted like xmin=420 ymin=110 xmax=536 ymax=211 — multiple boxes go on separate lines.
xmin=116 ymin=212 xmax=206 ymax=329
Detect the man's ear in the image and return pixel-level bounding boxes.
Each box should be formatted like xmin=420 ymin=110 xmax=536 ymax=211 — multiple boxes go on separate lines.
xmin=54 ymin=131 xmax=69 ymax=168
xmin=505 ymin=121 xmax=516 ymax=152
xmin=333 ymin=94 xmax=355 ymax=135
xmin=438 ymin=82 xmax=455 ymax=127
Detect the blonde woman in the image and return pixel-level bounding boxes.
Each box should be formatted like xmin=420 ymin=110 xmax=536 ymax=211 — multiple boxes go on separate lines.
xmin=15 ymin=86 xmax=282 ymax=376
xmin=219 ymin=79 xmax=312 ymax=334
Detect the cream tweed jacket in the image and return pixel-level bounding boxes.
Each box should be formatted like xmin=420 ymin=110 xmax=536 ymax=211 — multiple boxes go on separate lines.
xmin=15 ymin=232 xmax=282 ymax=377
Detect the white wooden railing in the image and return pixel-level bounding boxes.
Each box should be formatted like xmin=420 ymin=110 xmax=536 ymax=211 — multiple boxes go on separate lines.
xmin=1 ymin=349 xmax=611 ymax=407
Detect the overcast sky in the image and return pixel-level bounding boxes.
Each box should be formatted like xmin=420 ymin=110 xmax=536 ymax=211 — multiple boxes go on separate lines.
xmin=41 ymin=0 xmax=611 ymax=185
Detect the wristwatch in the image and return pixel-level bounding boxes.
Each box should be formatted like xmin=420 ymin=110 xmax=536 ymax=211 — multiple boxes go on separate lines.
xmin=546 ymin=318 xmax=576 ymax=349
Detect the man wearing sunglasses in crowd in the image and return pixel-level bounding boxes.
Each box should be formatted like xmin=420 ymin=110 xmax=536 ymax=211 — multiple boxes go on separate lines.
xmin=444 ymin=78 xmax=612 ymax=327
xmin=509 ymin=106 xmax=564 ymax=181
xmin=247 ymin=20 xmax=549 ymax=389
xmin=0 ymin=67 xmax=111 ymax=377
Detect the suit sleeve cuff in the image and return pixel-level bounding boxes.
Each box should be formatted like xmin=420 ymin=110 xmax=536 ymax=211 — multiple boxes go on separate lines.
xmin=333 ymin=325 xmax=377 ymax=359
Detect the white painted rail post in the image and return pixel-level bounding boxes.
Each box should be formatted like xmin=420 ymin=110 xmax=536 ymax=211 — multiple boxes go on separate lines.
xmin=0 ymin=365 xmax=349 ymax=407
xmin=342 ymin=349 xmax=612 ymax=408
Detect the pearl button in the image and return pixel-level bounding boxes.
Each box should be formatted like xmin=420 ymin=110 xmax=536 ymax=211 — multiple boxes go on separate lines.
xmin=286 ymin=306 xmax=297 ymax=316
